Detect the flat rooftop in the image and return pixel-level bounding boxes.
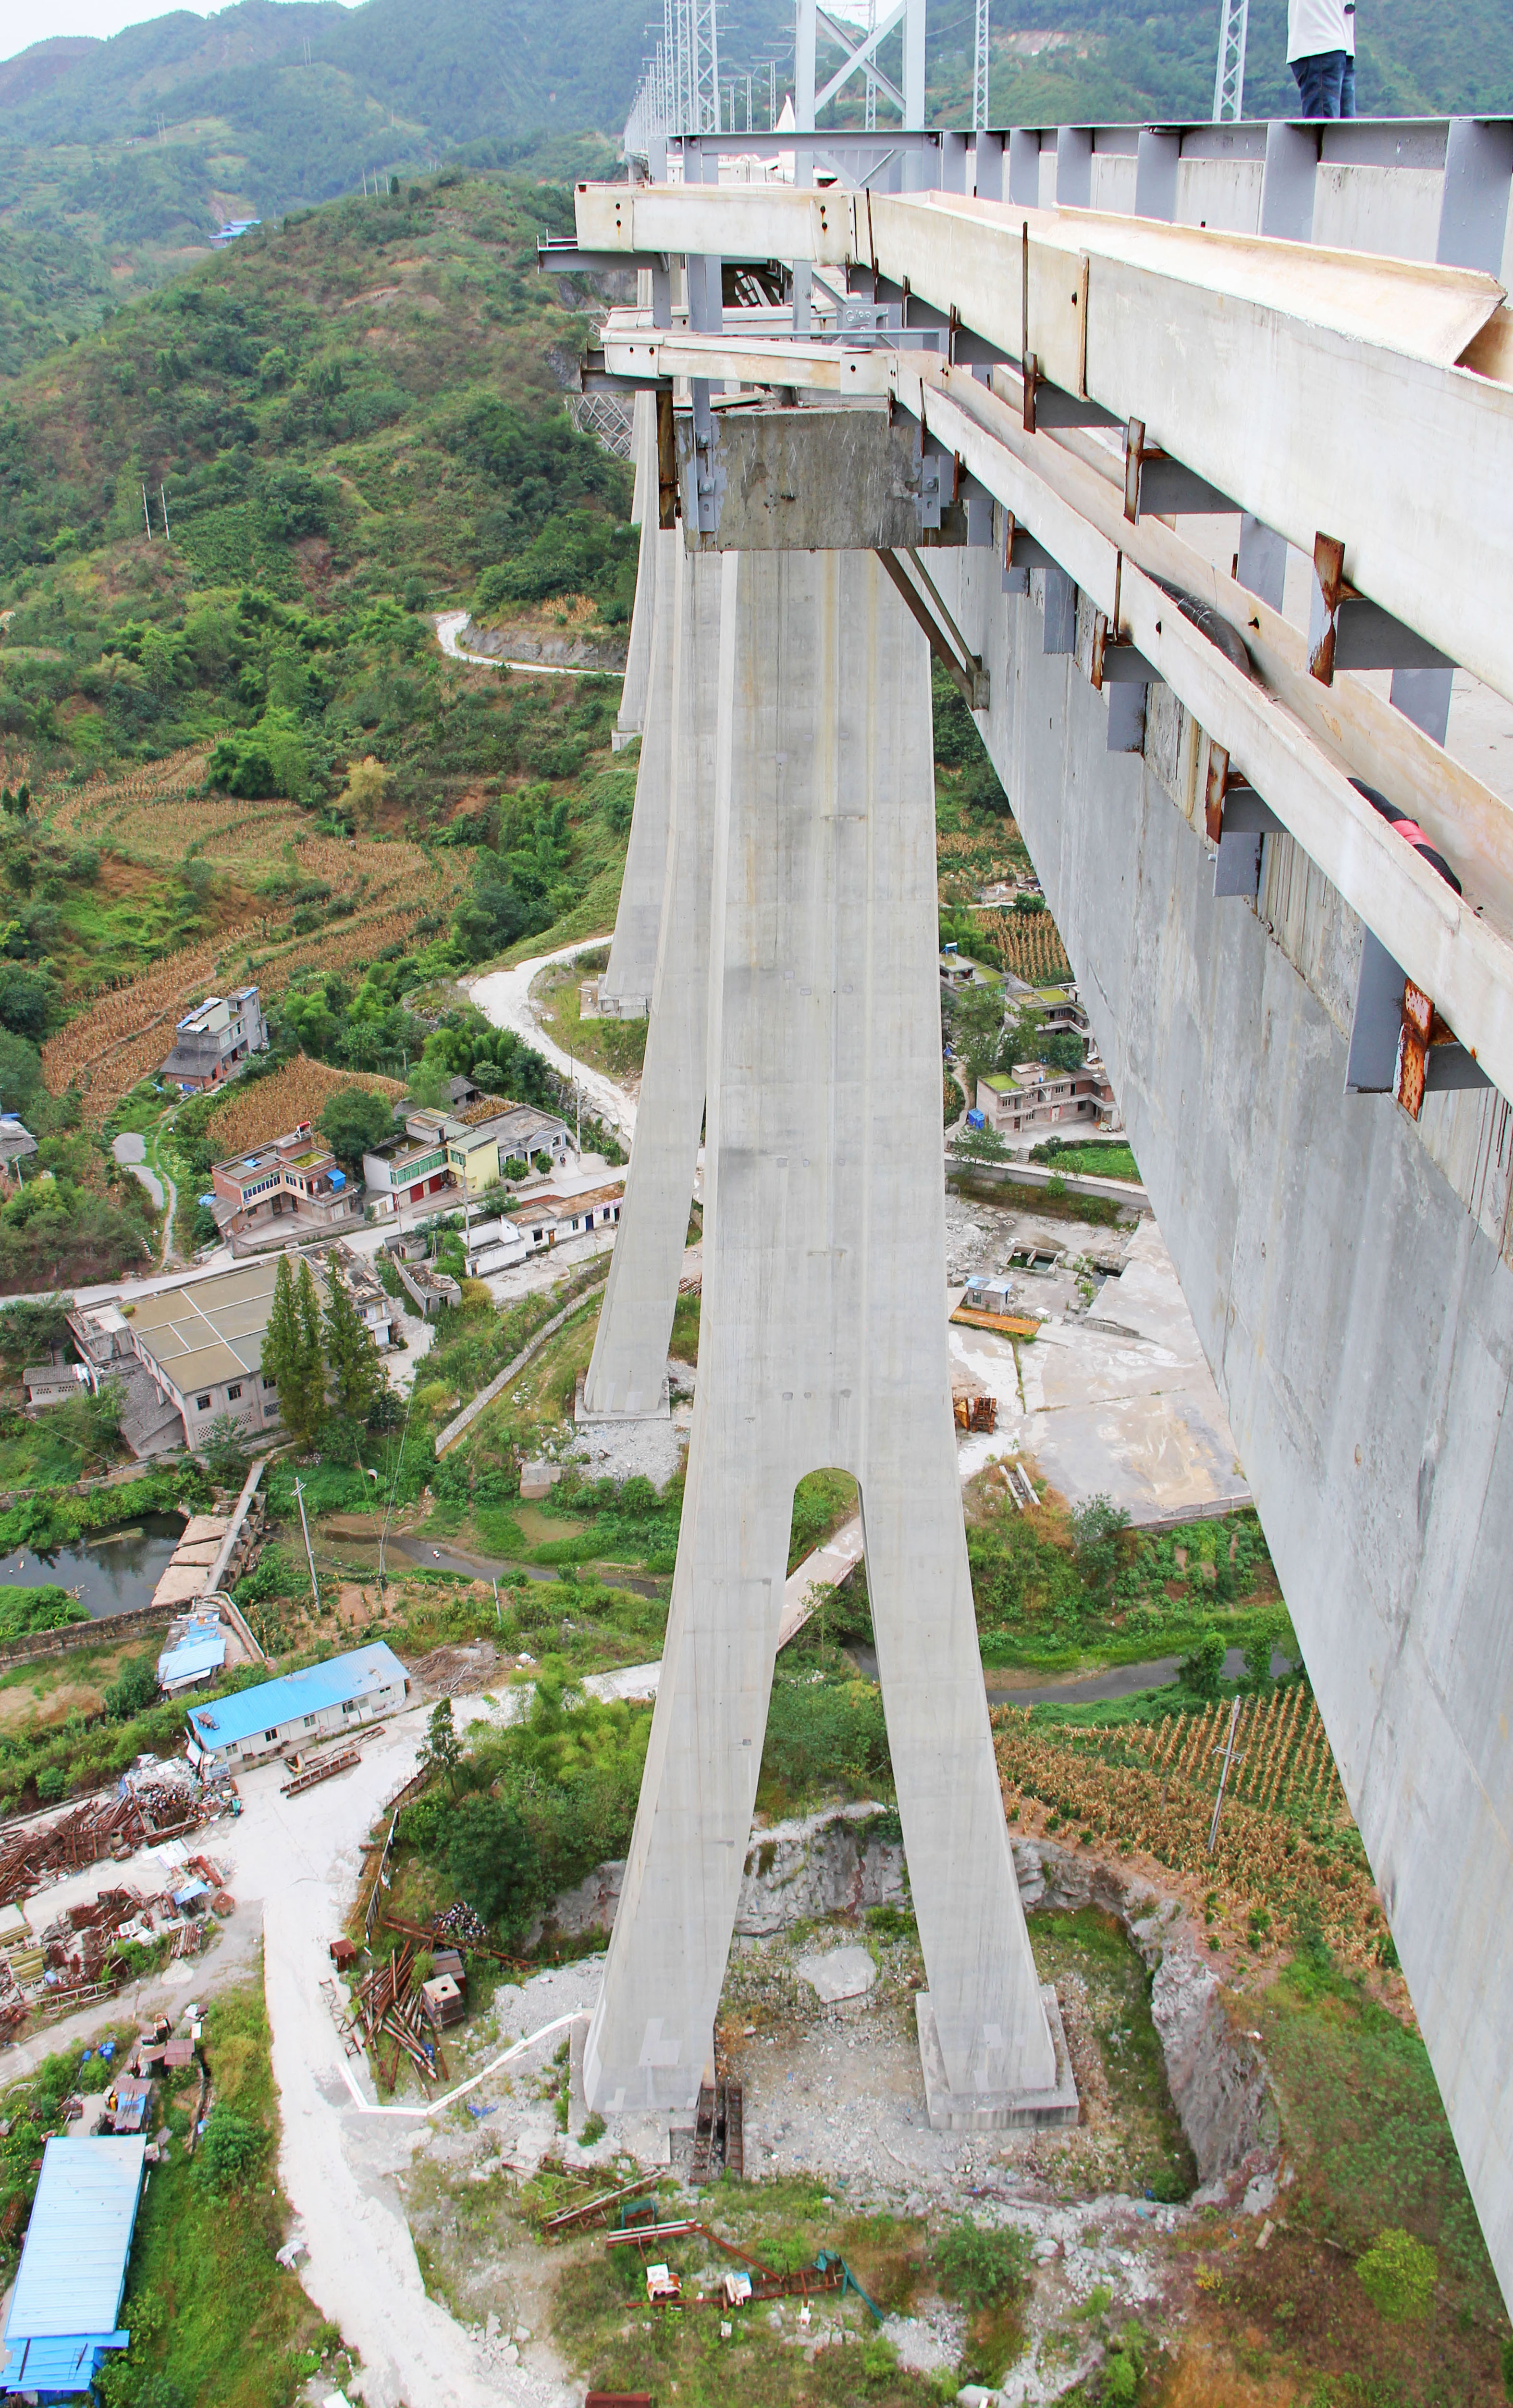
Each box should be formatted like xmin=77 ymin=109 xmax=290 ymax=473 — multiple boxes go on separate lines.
xmin=129 ymin=1259 xmax=283 ymax=1394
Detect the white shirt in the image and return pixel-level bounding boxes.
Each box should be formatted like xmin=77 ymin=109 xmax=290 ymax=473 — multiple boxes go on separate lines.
xmin=1287 ymin=0 xmax=1348 ymax=59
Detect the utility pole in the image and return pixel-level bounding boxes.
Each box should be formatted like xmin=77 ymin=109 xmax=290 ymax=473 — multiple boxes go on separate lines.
xmin=769 ymin=58 xmax=777 ymax=125
xmin=1212 ymin=0 xmax=1249 ymax=119
xmin=293 ymin=1476 xmax=321 ymax=1613
xmin=159 ymin=484 xmax=171 ymax=541
xmin=141 ymin=485 xmax=152 ymax=540
xmin=1207 ymin=1695 xmax=1244 ymax=1853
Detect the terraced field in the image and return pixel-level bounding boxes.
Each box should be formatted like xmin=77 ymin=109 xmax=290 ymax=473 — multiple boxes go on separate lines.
xmin=36 ymin=750 xmax=468 ymax=1117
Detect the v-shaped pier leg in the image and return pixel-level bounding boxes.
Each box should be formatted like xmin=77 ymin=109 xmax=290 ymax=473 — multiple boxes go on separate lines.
xmin=584 ymin=544 xmax=721 ymax=1417
xmin=584 ymin=549 xmax=1055 ymax=2119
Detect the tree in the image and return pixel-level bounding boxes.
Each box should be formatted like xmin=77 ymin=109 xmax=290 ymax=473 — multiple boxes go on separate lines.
xmin=945 ymin=979 xmax=1008 ymax=1085
xmin=420 ymin=1698 xmax=463 ymax=1795
xmin=337 ymin=754 xmax=393 ymax=826
xmin=322 ymin=1264 xmax=382 ymax=1419
xmin=0 ymin=1030 xmax=44 ymax=1119
xmin=1178 ymin=1628 xmax=1227 ymax=1700
xmin=445 ymin=1793 xmax=539 ymax=1932
xmin=319 ymin=1086 xmax=395 ymax=1174
xmin=1070 ymin=1494 xmax=1130 ymax=1600
xmin=951 ymin=1120 xmax=1009 ymax=1166
xmin=405 ymin=1054 xmax=453 ymax=1110
xmin=202 ymin=1411 xmax=249 ymax=1485
xmin=0 ymin=964 xmax=56 ymax=1042
xmin=261 ymin=1254 xmax=325 ymax=1447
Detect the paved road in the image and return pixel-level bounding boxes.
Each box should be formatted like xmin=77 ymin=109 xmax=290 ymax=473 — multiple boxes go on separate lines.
xmin=468 ymin=946 xmax=637 ymax=1146
xmin=111 ymin=1130 xmax=163 ymax=1210
xmin=435 ymin=610 xmax=624 ymax=680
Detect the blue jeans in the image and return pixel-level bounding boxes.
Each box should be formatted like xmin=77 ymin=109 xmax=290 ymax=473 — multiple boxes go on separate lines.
xmin=1292 ymin=49 xmax=1347 ymax=116
xmin=1341 ymin=55 xmax=1356 ymax=114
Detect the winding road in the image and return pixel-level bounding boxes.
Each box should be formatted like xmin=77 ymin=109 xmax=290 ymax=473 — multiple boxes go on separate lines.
xmin=435 ymin=610 xmax=625 ymax=680
xmin=468 ymin=946 xmax=637 ymax=1147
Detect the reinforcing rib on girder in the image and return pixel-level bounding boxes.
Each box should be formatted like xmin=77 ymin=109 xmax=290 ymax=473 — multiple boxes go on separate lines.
xmin=569 ymin=177 xmax=1513 ymax=1113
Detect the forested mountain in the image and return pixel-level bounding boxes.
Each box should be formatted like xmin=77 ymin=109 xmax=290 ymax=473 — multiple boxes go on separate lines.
xmin=1 ymin=0 xmax=1510 ymax=378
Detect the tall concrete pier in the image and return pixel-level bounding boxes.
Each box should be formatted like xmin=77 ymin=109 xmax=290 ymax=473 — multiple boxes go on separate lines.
xmin=583 ymin=542 xmax=721 ymax=1418
xmin=583 ymin=548 xmax=1056 ymax=2115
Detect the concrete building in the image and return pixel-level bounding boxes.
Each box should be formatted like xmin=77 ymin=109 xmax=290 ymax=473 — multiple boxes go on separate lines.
xmin=976 ymin=1060 xmax=1117 ymax=1143
xmin=63 ymin=1304 xmax=183 ymax=1460
xmin=209 ymin=1122 xmax=362 ymax=1250
xmin=362 ymin=1105 xmax=459 ymax=1215
xmin=0 ymin=1114 xmax=37 ymax=1188
xmin=126 ymin=1259 xmax=287 ymax=1450
xmin=20 ymin=1359 xmax=86 ymax=1413
xmin=159 ymin=988 xmax=266 ymax=1094
xmin=183 ymin=1641 xmax=410 ymax=1773
xmin=0 ymin=2138 xmax=147 ymax=2397
xmin=328 ymin=1242 xmax=394 ymax=1350
xmin=446 ymin=1104 xmax=571 ymax=1194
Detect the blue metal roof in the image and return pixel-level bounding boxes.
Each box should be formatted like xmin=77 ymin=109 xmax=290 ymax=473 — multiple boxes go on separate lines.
xmin=2 ymin=2138 xmax=146 ymax=2395
xmin=186 ymin=1642 xmax=408 ymax=1751
xmin=157 ymin=1633 xmax=226 ymax=1686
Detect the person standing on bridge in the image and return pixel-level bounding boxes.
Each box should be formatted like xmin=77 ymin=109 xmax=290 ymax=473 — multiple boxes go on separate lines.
xmin=1287 ymin=0 xmax=1349 ymax=116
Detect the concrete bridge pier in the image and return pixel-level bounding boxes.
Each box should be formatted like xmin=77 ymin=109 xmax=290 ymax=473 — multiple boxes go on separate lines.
xmin=602 ymin=509 xmax=678 ymax=1013
xmin=612 ymin=388 xmax=659 ymax=749
xmin=582 ymin=542 xmax=721 ymax=1418
xmin=583 ymin=548 xmax=1057 ymax=2119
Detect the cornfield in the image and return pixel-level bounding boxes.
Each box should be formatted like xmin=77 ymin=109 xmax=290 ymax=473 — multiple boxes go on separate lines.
xmin=204 ymin=1057 xmax=407 ymax=1159
xmin=36 ymin=750 xmax=469 ymax=1118
xmin=972 ymin=908 xmax=1072 ymax=983
xmin=994 ymin=1691 xmax=1388 ymax=1967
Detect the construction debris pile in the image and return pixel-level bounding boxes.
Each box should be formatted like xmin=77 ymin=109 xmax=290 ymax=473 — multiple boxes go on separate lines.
xmin=0 ymin=1846 xmax=233 ymax=2036
xmin=352 ymin=1941 xmax=451 ymax=2088
xmin=431 ymin=1900 xmax=488 ymax=1948
xmin=0 ymin=1766 xmax=236 ymax=1911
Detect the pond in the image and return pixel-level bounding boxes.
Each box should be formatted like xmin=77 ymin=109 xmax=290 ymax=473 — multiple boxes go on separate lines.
xmin=0 ymin=1513 xmax=187 ymax=1621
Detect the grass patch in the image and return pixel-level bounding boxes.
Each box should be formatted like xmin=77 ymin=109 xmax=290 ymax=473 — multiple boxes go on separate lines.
xmin=1028 ymin=1139 xmax=1141 ymax=1182
xmin=99 ymin=1977 xmax=344 ymax=2408
xmin=533 ymin=948 xmax=648 ymax=1081
xmin=1028 ymin=1908 xmax=1196 ymax=2202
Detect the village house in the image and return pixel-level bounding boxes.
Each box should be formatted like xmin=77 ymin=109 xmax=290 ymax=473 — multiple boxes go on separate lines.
xmin=362 ymin=1106 xmax=460 ymax=1215
xmin=446 ymin=1103 xmax=572 ymax=1196
xmin=184 ymin=1642 xmax=411 ymax=1775
xmin=159 ymin=988 xmax=268 ymax=1094
xmin=209 ymin=1121 xmax=363 ymax=1250
xmin=975 ymin=1058 xmax=1118 ymax=1143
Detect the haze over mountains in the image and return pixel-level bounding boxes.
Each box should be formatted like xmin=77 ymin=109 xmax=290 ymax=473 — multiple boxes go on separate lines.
xmin=0 ymin=0 xmax=1508 ymax=375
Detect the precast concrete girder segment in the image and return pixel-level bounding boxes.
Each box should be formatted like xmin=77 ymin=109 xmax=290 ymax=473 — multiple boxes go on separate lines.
xmin=589 ymin=323 xmax=1513 ymax=1113
xmin=931 ymin=543 xmax=1513 ymax=2316
xmin=575 ymin=182 xmax=1513 ymax=710
xmin=583 ymin=549 xmax=1056 ymax=2116
xmin=583 ymin=541 xmax=721 ymax=1417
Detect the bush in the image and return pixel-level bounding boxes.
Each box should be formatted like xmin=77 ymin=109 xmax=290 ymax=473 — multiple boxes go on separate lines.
xmin=1177 ymin=1628 xmax=1226 ymax=1700
xmin=932 ymin=2217 xmax=1032 ymax=2310
xmin=104 ymin=1654 xmax=160 ymax=1721
xmin=444 ymin=1793 xmax=539 ymax=1933
xmin=195 ymin=2104 xmax=267 ymax=2195
xmin=1354 ymin=2226 xmax=1438 ymax=2322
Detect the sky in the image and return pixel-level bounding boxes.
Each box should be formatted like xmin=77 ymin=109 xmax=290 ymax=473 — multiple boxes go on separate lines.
xmin=0 ymin=0 xmax=360 ymax=68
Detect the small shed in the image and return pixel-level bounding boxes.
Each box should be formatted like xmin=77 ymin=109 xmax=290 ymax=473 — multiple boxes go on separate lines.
xmin=329 ymin=1936 xmax=358 ymax=1971
xmin=0 ymin=2136 xmax=147 ymax=2396
xmin=419 ymin=1974 xmax=464 ymax=2029
xmin=162 ymin=2037 xmax=195 ymax=2072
